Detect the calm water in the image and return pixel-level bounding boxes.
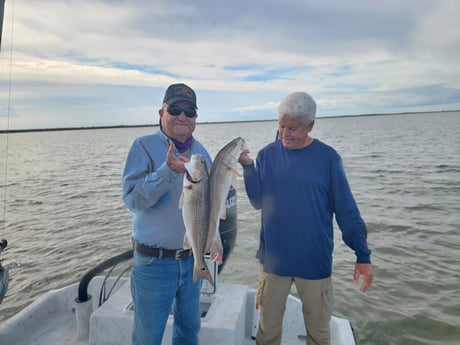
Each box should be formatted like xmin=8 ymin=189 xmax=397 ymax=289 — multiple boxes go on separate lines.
xmin=0 ymin=112 xmax=459 ymax=345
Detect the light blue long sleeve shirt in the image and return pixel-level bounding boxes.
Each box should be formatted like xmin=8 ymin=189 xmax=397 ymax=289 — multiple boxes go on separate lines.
xmin=243 ymin=139 xmax=371 ymax=279
xmin=122 ymin=130 xmax=211 ymax=249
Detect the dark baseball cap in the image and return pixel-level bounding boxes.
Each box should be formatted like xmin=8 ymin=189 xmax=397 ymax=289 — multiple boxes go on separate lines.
xmin=163 ymin=83 xmax=197 ymax=109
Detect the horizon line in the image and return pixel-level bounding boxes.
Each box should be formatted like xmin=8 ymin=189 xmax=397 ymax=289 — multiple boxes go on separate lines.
xmin=0 ymin=109 xmax=457 ymax=134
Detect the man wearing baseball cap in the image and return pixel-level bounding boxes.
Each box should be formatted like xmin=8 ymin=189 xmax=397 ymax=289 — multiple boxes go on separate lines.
xmin=122 ymin=83 xmax=220 ymax=345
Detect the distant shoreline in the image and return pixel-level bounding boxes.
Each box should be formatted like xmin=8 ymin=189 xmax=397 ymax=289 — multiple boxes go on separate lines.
xmin=0 ymin=109 xmax=457 ymax=134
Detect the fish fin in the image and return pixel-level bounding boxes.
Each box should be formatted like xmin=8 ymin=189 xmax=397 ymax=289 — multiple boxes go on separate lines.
xmin=179 ymin=193 xmax=184 ymax=208
xmin=209 ymin=234 xmax=223 ymax=256
xmin=225 ymin=163 xmax=242 ymax=177
xmin=219 ymin=208 xmax=227 ymax=220
xmin=207 ymin=240 xmax=223 ymax=266
xmin=210 ymin=252 xmax=223 ymax=265
xmin=206 ymin=218 xmax=218 ymax=252
xmin=183 ymin=235 xmax=192 ymax=249
xmin=231 ymin=166 xmax=242 ymax=177
xmin=232 ymin=172 xmax=238 ymax=188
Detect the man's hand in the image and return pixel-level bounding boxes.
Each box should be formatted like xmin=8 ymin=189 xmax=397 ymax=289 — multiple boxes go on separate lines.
xmin=166 ymin=142 xmax=189 ymax=173
xmin=238 ymin=149 xmax=253 ymax=166
xmin=210 ymin=252 xmax=223 ymax=265
xmin=354 ymin=263 xmax=374 ymax=292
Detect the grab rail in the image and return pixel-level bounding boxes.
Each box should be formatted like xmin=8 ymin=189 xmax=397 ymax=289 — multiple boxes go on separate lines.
xmin=76 ymin=249 xmax=133 ymax=303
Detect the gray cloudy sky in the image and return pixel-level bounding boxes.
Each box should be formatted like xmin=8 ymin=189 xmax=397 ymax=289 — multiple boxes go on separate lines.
xmin=1 ymin=0 xmax=459 ymax=129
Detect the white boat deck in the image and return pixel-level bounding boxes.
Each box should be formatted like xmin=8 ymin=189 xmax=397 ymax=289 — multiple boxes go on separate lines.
xmin=0 ymin=277 xmax=356 ymax=345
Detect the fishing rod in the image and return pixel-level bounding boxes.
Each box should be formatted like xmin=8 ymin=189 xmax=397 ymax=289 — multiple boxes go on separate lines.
xmin=0 ymin=239 xmax=8 ymax=303
xmin=0 ymin=1 xmax=5 ymax=48
xmin=0 ymin=0 xmax=11 ymax=304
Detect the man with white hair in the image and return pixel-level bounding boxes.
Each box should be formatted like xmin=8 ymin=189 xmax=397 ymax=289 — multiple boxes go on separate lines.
xmin=239 ymin=91 xmax=374 ymax=345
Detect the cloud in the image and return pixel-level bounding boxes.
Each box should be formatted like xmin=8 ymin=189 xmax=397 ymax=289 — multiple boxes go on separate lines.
xmin=0 ymin=0 xmax=459 ymax=129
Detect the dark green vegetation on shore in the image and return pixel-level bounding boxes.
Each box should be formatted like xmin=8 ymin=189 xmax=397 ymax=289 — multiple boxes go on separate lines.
xmin=0 ymin=110 xmax=457 ymax=134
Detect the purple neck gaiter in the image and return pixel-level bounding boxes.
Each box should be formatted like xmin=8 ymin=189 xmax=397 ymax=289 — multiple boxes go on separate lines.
xmin=172 ymin=136 xmax=193 ymax=153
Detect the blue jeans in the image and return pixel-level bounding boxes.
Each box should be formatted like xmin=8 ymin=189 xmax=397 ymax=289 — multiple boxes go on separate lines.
xmin=131 ymin=251 xmax=201 ymax=345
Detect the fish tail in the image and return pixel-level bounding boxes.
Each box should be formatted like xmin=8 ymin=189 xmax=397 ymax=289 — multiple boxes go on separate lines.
xmin=194 ymin=261 xmax=214 ymax=286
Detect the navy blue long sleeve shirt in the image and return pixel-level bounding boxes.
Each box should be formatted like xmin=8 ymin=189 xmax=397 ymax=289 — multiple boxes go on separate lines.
xmin=243 ymin=139 xmax=371 ymax=279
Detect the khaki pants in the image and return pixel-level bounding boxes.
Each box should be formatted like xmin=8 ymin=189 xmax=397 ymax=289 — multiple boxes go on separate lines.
xmin=256 ymin=265 xmax=333 ymax=345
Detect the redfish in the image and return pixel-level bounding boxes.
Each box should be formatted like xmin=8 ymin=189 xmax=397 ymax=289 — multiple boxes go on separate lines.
xmin=180 ymin=154 xmax=213 ymax=284
xmin=207 ymin=137 xmax=247 ymax=259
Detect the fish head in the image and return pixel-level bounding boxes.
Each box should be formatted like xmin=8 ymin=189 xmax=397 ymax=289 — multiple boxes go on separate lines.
xmin=237 ymin=137 xmax=248 ymax=153
xmin=184 ymin=154 xmax=207 ymax=184
xmin=226 ymin=137 xmax=248 ymax=159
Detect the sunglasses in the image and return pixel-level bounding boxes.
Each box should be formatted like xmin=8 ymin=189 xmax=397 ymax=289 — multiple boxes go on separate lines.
xmin=167 ymin=105 xmax=197 ymax=118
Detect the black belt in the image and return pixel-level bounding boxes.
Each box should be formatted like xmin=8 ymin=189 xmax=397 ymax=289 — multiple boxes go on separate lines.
xmin=133 ymin=241 xmax=192 ymax=260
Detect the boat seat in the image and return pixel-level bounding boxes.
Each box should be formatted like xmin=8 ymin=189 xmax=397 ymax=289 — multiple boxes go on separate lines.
xmin=89 ymin=279 xmax=133 ymax=345
xmin=89 ymin=280 xmax=249 ymax=345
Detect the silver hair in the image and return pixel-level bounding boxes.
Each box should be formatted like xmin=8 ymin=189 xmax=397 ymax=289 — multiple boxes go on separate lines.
xmin=277 ymin=92 xmax=316 ymax=126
